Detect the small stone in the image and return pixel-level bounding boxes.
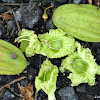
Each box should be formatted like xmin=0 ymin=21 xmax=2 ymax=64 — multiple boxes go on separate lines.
xmin=0 ymin=75 xmax=8 ymax=85
xmin=0 ymin=20 xmax=6 ymax=34
xmin=0 ymin=30 xmax=2 ymax=36
xmin=2 ymin=90 xmax=15 ymax=100
xmin=0 ymin=5 xmax=7 ymax=14
xmin=15 ymin=1 xmax=42 ymax=28
xmin=76 ymin=84 xmax=86 ymax=93
xmin=20 ymin=79 xmax=29 ymax=87
xmin=58 ymin=86 xmax=76 ymax=97
xmin=38 ymin=90 xmax=48 ymax=99
xmin=46 ymin=19 xmax=55 ymax=31
xmin=73 ymin=0 xmax=81 ymax=4
xmin=37 ymin=96 xmax=43 ymax=100
xmin=60 ymin=95 xmax=78 ymax=100
xmin=27 ymin=67 xmax=38 ymax=82
xmin=58 ymin=86 xmax=78 ymax=100
xmin=96 ymin=55 xmax=100 ymax=61
xmin=7 ymin=20 xmax=16 ymax=31
xmin=55 ymin=0 xmax=68 ymax=3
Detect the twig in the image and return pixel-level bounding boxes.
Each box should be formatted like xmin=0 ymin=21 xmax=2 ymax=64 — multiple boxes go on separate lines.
xmin=0 ymin=76 xmax=26 ymax=90
xmin=34 ymin=90 xmax=38 ymax=100
xmin=9 ymin=28 xmax=16 ymax=38
xmin=12 ymin=11 xmax=21 ymax=32
xmin=88 ymin=0 xmax=92 ymax=4
xmin=9 ymin=89 xmax=24 ymax=98
xmin=0 ymin=3 xmax=28 ymax=6
xmin=0 ymin=2 xmax=41 ymax=6
xmin=0 ymin=89 xmax=5 ymax=97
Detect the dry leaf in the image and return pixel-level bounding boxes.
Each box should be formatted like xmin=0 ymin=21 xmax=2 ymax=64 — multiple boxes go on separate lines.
xmin=18 ymin=82 xmax=34 ymax=100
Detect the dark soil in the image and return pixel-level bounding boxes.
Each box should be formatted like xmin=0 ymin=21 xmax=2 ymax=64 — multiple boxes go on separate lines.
xmin=0 ymin=0 xmax=100 ymax=100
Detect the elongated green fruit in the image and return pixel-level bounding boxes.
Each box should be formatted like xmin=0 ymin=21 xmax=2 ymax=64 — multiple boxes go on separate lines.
xmin=52 ymin=4 xmax=100 ymax=42
xmin=0 ymin=39 xmax=27 ymax=75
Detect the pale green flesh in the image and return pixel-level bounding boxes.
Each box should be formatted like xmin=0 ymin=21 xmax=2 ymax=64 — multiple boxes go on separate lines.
xmin=53 ymin=4 xmax=100 ymax=42
xmin=0 ymin=39 xmax=27 ymax=75
xmin=73 ymin=59 xmax=88 ymax=74
xmin=49 ymin=39 xmax=63 ymax=50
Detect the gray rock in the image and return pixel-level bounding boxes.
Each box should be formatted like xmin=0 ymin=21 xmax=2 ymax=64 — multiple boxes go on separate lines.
xmin=55 ymin=0 xmax=67 ymax=3
xmin=58 ymin=86 xmax=78 ymax=100
xmin=2 ymin=90 xmax=15 ymax=100
xmin=76 ymin=84 xmax=86 ymax=93
xmin=0 ymin=5 xmax=7 ymax=14
xmin=0 ymin=20 xmax=6 ymax=34
xmin=46 ymin=19 xmax=55 ymax=31
xmin=7 ymin=20 xmax=16 ymax=31
xmin=58 ymin=86 xmax=75 ymax=97
xmin=20 ymin=79 xmax=29 ymax=87
xmin=73 ymin=0 xmax=81 ymax=4
xmin=15 ymin=1 xmax=42 ymax=28
xmin=61 ymin=95 xmax=78 ymax=100
xmin=0 ymin=30 xmax=2 ymax=36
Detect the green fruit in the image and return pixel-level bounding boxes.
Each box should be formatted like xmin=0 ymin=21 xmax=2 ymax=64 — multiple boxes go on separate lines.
xmin=52 ymin=4 xmax=100 ymax=42
xmin=0 ymin=39 xmax=27 ymax=75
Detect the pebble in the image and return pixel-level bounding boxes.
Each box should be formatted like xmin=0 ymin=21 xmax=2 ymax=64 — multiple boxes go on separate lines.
xmin=49 ymin=58 xmax=62 ymax=67
xmin=38 ymin=90 xmax=48 ymax=99
xmin=0 ymin=30 xmax=2 ymax=36
xmin=0 ymin=20 xmax=6 ymax=34
xmin=0 ymin=5 xmax=7 ymax=15
xmin=57 ymin=76 xmax=68 ymax=88
xmin=27 ymin=67 xmax=38 ymax=82
xmin=20 ymin=79 xmax=29 ymax=87
xmin=76 ymin=84 xmax=86 ymax=93
xmin=58 ymin=86 xmax=78 ymax=100
xmin=73 ymin=0 xmax=81 ymax=4
xmin=46 ymin=19 xmax=55 ymax=31
xmin=91 ymin=43 xmax=100 ymax=54
xmin=55 ymin=0 xmax=68 ymax=3
xmin=37 ymin=96 xmax=43 ymax=100
xmin=1 ymin=90 xmax=16 ymax=100
xmin=15 ymin=1 xmax=42 ymax=28
xmin=0 ymin=75 xmax=8 ymax=85
xmin=86 ymin=85 xmax=100 ymax=96
xmin=96 ymin=55 xmax=100 ymax=61
xmin=7 ymin=20 xmax=16 ymax=31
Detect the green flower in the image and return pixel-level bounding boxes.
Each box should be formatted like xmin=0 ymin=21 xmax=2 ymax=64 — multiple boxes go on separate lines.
xmin=60 ymin=43 xmax=99 ymax=86
xmin=15 ymin=29 xmax=41 ymax=57
xmin=38 ymin=28 xmax=77 ymax=58
xmin=35 ymin=59 xmax=58 ymax=100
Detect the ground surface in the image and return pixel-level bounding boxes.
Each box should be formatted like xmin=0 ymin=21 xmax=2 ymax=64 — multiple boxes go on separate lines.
xmin=0 ymin=0 xmax=100 ymax=100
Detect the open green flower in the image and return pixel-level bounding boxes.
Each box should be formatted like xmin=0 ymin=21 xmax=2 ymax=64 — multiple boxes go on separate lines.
xmin=15 ymin=29 xmax=41 ymax=57
xmin=60 ymin=43 xmax=99 ymax=86
xmin=38 ymin=28 xmax=77 ymax=58
xmin=35 ymin=59 xmax=58 ymax=100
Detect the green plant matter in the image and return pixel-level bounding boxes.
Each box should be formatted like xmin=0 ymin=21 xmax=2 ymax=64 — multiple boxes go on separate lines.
xmin=15 ymin=29 xmax=41 ymax=57
xmin=38 ymin=28 xmax=78 ymax=58
xmin=35 ymin=59 xmax=58 ymax=100
xmin=0 ymin=39 xmax=27 ymax=75
xmin=52 ymin=4 xmax=100 ymax=42
xmin=42 ymin=5 xmax=54 ymax=21
xmin=60 ymin=43 xmax=100 ymax=86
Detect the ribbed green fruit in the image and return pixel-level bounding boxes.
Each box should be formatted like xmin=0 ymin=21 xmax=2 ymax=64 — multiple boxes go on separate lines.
xmin=0 ymin=39 xmax=27 ymax=75
xmin=52 ymin=4 xmax=100 ymax=42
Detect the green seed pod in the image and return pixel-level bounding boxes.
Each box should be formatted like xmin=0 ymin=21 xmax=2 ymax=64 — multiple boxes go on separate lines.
xmin=0 ymin=39 xmax=27 ymax=75
xmin=52 ymin=4 xmax=100 ymax=42
xmin=42 ymin=5 xmax=54 ymax=21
